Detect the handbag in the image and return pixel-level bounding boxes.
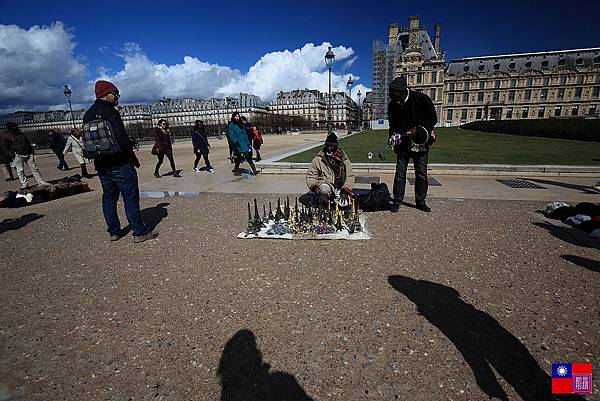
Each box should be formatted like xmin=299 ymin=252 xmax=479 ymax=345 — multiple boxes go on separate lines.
xmin=151 ymin=145 xmax=159 ymax=156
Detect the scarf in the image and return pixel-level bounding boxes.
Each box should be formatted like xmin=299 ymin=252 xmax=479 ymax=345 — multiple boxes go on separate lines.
xmin=323 ymin=148 xmax=346 ymax=189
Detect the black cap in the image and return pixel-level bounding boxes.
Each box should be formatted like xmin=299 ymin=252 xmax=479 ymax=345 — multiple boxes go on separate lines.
xmin=389 ymin=76 xmax=408 ymax=91
xmin=324 ymin=132 xmax=338 ymax=145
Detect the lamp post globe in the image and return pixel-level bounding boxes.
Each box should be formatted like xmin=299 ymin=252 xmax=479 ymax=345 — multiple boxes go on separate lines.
xmin=324 ymin=46 xmax=335 ymax=134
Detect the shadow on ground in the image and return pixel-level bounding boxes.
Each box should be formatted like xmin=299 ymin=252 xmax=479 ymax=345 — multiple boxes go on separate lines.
xmin=122 ymin=202 xmax=169 ymax=235
xmin=524 ymin=178 xmax=598 ymax=194
xmin=0 ymin=213 xmax=44 ymax=235
xmin=387 ymin=275 xmax=585 ymax=401
xmin=533 ymin=221 xmax=600 ymax=250
xmin=561 ymin=255 xmax=600 ymax=272
xmin=217 ymin=329 xmax=313 ymax=401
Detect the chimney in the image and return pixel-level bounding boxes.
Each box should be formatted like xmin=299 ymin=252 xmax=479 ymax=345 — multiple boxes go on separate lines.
xmin=388 ymin=23 xmax=399 ymax=45
xmin=434 ymin=23 xmax=441 ymax=54
xmin=409 ymin=16 xmax=420 ymax=30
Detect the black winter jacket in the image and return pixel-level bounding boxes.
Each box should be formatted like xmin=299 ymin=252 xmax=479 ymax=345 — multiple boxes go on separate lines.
xmin=83 ymin=99 xmax=135 ymax=172
xmin=2 ymin=130 xmax=33 ymax=156
xmin=388 ymin=90 xmax=437 ymax=152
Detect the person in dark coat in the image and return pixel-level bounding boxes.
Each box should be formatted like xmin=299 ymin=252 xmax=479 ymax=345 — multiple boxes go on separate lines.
xmin=0 ymin=129 xmax=16 ymax=181
xmin=228 ymin=112 xmax=258 ymax=176
xmin=252 ymin=126 xmax=263 ymax=161
xmin=192 ymin=120 xmax=214 ymax=173
xmin=48 ymin=130 xmax=69 ymax=170
xmin=83 ymin=80 xmax=157 ymax=243
xmin=388 ymin=75 xmax=437 ymax=213
xmin=153 ymin=119 xmax=180 ymax=178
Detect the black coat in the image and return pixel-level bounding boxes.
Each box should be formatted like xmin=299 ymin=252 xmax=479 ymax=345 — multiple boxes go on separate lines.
xmin=48 ymin=132 xmax=66 ymax=153
xmin=192 ymin=127 xmax=210 ymax=154
xmin=2 ymin=130 xmax=33 ymax=156
xmin=388 ymin=90 xmax=437 ymax=152
xmin=83 ymin=99 xmax=135 ymax=172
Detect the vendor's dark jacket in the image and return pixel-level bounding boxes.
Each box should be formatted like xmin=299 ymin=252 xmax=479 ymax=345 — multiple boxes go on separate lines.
xmin=2 ymin=129 xmax=33 ymax=156
xmin=83 ymin=99 xmax=134 ymax=172
xmin=388 ymin=89 xmax=437 ymax=152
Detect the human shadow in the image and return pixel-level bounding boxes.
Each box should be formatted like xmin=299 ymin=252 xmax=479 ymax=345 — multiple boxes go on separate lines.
xmin=217 ymin=329 xmax=313 ymax=401
xmin=0 ymin=213 xmax=44 ymax=235
xmin=387 ymin=275 xmax=585 ymax=401
xmin=524 ymin=178 xmax=598 ymax=194
xmin=533 ymin=221 xmax=600 ymax=250
xmin=561 ymin=255 xmax=600 ymax=272
xmin=122 ymin=202 xmax=169 ymax=235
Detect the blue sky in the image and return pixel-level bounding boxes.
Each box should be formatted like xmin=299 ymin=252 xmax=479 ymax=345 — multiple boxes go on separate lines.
xmin=1 ymin=0 xmax=599 ymax=111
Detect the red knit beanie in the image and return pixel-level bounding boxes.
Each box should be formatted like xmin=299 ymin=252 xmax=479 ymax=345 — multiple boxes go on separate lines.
xmin=95 ymin=80 xmax=119 ymax=99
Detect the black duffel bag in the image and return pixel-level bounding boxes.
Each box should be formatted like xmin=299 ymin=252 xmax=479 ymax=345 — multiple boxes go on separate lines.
xmin=356 ymin=182 xmax=390 ymax=212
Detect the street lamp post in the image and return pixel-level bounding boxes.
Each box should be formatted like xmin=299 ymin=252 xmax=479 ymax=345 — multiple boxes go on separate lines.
xmin=63 ymin=85 xmax=76 ymax=129
xmin=346 ymin=75 xmax=353 ymax=134
xmin=357 ymin=90 xmax=362 ymax=131
xmin=324 ymin=46 xmax=335 ymax=134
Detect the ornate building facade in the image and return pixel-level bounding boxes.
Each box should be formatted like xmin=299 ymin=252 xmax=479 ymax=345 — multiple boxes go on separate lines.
xmin=372 ymin=16 xmax=600 ymax=127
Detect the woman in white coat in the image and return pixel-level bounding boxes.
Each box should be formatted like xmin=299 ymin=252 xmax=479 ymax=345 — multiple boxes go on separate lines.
xmin=63 ymin=128 xmax=91 ymax=178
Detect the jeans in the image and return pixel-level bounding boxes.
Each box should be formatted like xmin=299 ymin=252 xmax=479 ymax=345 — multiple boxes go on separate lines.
xmin=99 ymin=163 xmax=147 ymax=236
xmin=54 ymin=151 xmax=69 ymax=170
xmin=15 ymin=153 xmax=45 ymax=187
xmin=393 ymin=150 xmax=429 ymax=206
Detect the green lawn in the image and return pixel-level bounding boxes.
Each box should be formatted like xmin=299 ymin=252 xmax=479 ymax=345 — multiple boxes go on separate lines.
xmin=281 ymin=128 xmax=600 ymax=165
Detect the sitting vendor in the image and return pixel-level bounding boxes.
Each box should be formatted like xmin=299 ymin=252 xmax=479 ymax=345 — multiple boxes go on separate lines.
xmin=306 ymin=133 xmax=354 ymax=202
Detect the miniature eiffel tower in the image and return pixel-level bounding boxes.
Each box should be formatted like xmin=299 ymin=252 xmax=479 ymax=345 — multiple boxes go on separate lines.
xmin=275 ymin=198 xmax=283 ymax=221
xmin=284 ymin=196 xmax=290 ymax=221
xmin=268 ymin=201 xmax=275 ymax=221
xmin=246 ymin=202 xmax=257 ymax=235
xmin=253 ymin=198 xmax=265 ymax=229
xmin=352 ymin=199 xmax=362 ymax=232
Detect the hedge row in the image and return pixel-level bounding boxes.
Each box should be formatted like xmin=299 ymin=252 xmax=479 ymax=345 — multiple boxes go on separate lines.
xmin=460 ymin=118 xmax=600 ymax=142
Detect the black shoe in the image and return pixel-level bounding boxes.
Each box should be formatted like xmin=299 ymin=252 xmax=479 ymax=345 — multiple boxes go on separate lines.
xmin=416 ymin=204 xmax=431 ymax=212
xmin=389 ymin=203 xmax=400 ymax=213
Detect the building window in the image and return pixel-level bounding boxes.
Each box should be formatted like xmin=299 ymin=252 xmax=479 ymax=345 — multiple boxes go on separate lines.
xmin=543 ymin=77 xmax=550 ymax=86
xmin=430 ymin=88 xmax=436 ymax=100
xmin=463 ymin=66 xmax=469 ymax=72
xmin=540 ymin=89 xmax=548 ymax=100
xmin=447 ymin=109 xmax=453 ymax=120
xmin=592 ymin=87 xmax=599 ymax=98
xmin=461 ymin=109 xmax=468 ymax=120
xmin=508 ymin=90 xmax=515 ymax=102
xmin=510 ymin=79 xmax=517 ymax=88
xmin=478 ymin=92 xmax=484 ymax=103
xmin=493 ymin=63 xmax=500 ymax=70
xmin=560 ymin=76 xmax=567 ymax=85
xmin=495 ymin=80 xmax=501 ymax=89
xmin=578 ymin=75 xmax=585 ymax=84
xmin=575 ymin=87 xmax=582 ymax=99
xmin=448 ymin=93 xmax=454 ymax=104
xmin=597 ymin=74 xmax=600 ymax=83
xmin=558 ymin=58 xmax=565 ymax=66
xmin=509 ymin=62 xmax=516 ymax=70
xmin=558 ymin=88 xmax=565 ymax=100
xmin=576 ymin=58 xmax=583 ymax=65
xmin=478 ymin=64 xmax=485 ymax=72
xmin=525 ymin=61 xmax=532 ymax=69
xmin=538 ymin=106 xmax=545 ymax=118
xmin=524 ymin=89 xmax=532 ymax=101
xmin=571 ymin=105 xmax=579 ymax=116
xmin=541 ymin=60 xmax=549 ymax=69
xmin=416 ymin=72 xmax=423 ymax=84
xmin=522 ymin=107 xmax=529 ymax=118
xmin=479 ymin=81 xmax=485 ymax=90
xmin=493 ymin=91 xmax=500 ymax=102
xmin=526 ymin=77 xmax=533 ymax=87
xmin=476 ymin=108 xmax=483 ymax=119
xmin=431 ymin=71 xmax=437 ymax=82
xmin=554 ymin=106 xmax=562 ymax=117
xmin=589 ymin=104 xmax=597 ymax=115
xmin=464 ymin=81 xmax=470 ymax=90
xmin=506 ymin=107 xmax=513 ymax=119
xmin=449 ymin=82 xmax=455 ymax=91
xmin=462 ymin=92 xmax=469 ymax=103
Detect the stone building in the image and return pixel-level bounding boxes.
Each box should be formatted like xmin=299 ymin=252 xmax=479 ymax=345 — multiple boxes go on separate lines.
xmin=270 ymin=89 xmax=327 ymax=128
xmin=372 ymin=15 xmax=600 ymax=127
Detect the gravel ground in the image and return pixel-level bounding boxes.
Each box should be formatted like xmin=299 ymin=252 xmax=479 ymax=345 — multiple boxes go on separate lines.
xmin=0 ymin=192 xmax=598 ymax=401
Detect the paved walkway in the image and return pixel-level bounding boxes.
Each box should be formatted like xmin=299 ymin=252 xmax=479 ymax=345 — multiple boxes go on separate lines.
xmin=3 ymin=132 xmax=598 ymax=203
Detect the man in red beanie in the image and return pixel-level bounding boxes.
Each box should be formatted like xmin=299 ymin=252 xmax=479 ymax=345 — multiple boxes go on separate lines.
xmin=83 ymin=80 xmax=158 ymax=243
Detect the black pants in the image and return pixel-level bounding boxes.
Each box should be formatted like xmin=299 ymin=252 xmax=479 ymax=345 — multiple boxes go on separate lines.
xmin=194 ymin=152 xmax=212 ymax=169
xmin=54 ymin=151 xmax=69 ymax=170
xmin=234 ymin=152 xmax=257 ymax=174
xmin=80 ymin=163 xmax=89 ymax=178
xmin=393 ymin=150 xmax=428 ymax=206
xmin=155 ymin=153 xmax=176 ymax=175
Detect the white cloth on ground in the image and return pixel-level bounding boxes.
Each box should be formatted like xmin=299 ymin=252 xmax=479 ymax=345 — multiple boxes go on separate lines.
xmin=564 ymin=214 xmax=592 ymax=226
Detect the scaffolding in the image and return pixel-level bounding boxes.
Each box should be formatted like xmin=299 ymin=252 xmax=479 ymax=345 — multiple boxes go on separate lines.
xmin=371 ymin=40 xmax=399 ymax=120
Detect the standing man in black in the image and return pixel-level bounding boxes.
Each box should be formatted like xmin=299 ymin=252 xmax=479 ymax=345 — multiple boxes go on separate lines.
xmin=388 ymin=76 xmax=437 ymax=213
xmin=48 ymin=130 xmax=69 ymax=170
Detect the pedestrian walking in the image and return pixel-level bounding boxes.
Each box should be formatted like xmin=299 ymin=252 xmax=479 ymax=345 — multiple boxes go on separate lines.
xmin=48 ymin=130 xmax=69 ymax=170
xmin=152 ymin=119 xmax=180 ymax=178
xmin=82 ymin=80 xmax=158 ymax=243
xmin=192 ymin=120 xmax=214 ymax=173
xmin=63 ymin=128 xmax=91 ymax=178
xmin=252 ymin=125 xmax=263 ymax=161
xmin=228 ymin=112 xmax=258 ymax=176
xmin=3 ymin=122 xmax=49 ymax=188
xmin=0 ymin=128 xmax=16 ymax=181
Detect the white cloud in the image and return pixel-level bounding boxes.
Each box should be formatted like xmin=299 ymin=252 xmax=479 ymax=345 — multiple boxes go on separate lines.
xmin=0 ymin=21 xmax=371 ymax=113
xmin=0 ymin=22 xmax=87 ymax=113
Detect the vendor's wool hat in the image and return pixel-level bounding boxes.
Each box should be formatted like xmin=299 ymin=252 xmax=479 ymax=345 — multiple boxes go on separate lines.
xmin=95 ymin=80 xmax=119 ymax=99
xmin=325 ymin=132 xmax=339 ymax=145
xmin=389 ymin=75 xmax=408 ymax=91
